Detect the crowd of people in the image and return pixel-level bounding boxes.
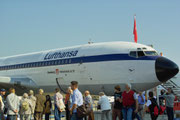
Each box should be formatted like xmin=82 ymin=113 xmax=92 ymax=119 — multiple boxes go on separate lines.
xmin=0 ymin=81 xmax=176 ymax=120
xmin=0 ymin=88 xmax=58 ymax=120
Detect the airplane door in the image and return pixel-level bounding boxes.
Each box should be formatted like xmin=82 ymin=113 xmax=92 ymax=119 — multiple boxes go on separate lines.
xmin=56 ymin=77 xmax=67 ymax=93
xmin=128 ymin=50 xmax=137 ymax=83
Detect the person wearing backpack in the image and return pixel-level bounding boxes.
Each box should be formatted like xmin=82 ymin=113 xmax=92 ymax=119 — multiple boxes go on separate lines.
xmin=145 ymin=91 xmax=159 ymax=120
xmin=20 ymin=93 xmax=33 ymax=120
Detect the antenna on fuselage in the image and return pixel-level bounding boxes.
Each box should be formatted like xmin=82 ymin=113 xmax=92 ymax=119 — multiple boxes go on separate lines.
xmin=88 ymin=38 xmax=93 ymax=44
xmin=147 ymin=45 xmax=154 ymax=48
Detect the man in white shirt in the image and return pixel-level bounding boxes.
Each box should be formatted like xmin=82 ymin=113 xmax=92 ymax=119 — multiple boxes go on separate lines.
xmin=98 ymin=92 xmax=111 ymax=120
xmin=70 ymin=81 xmax=83 ymax=120
xmin=6 ymin=88 xmax=20 ymax=120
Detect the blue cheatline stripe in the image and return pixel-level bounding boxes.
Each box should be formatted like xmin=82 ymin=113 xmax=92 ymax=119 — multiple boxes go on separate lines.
xmin=0 ymin=53 xmax=158 ymax=71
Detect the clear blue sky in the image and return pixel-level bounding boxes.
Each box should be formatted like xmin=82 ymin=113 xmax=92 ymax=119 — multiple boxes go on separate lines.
xmin=0 ymin=0 xmax=180 ymax=66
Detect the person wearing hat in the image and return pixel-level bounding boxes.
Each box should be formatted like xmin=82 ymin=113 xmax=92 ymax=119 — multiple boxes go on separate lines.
xmin=0 ymin=89 xmax=6 ymax=105
xmin=0 ymin=89 xmax=6 ymax=119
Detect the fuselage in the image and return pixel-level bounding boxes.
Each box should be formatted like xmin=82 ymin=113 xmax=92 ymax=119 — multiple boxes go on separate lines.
xmin=0 ymin=41 xmax=179 ymax=95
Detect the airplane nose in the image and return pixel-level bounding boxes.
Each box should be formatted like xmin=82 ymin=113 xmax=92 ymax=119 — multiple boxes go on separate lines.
xmin=155 ymin=57 xmax=179 ymax=82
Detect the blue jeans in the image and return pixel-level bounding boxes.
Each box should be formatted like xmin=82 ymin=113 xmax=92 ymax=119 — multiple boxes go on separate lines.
xmin=0 ymin=112 xmax=5 ymax=120
xmin=54 ymin=105 xmax=61 ymax=120
xmin=71 ymin=113 xmax=83 ymax=120
xmin=166 ymin=107 xmax=174 ymax=120
xmin=135 ymin=113 xmax=141 ymax=120
xmin=122 ymin=107 xmax=133 ymax=120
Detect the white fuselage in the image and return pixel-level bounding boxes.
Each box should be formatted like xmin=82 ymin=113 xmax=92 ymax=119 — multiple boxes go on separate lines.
xmin=0 ymin=42 xmax=164 ymax=95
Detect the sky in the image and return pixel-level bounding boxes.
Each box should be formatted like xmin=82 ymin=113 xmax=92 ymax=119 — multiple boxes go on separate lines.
xmin=0 ymin=0 xmax=180 ymax=66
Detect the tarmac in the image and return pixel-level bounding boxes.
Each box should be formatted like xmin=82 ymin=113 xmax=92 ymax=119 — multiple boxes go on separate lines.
xmin=31 ymin=96 xmax=180 ymax=120
xmin=7 ymin=109 xmax=179 ymax=120
xmin=14 ymin=95 xmax=180 ymax=120
xmin=45 ymin=111 xmax=180 ymax=120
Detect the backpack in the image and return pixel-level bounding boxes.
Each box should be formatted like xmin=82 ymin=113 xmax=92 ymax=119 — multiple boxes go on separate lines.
xmin=149 ymin=98 xmax=161 ymax=116
xmin=22 ymin=101 xmax=29 ymax=111
xmin=77 ymin=104 xmax=91 ymax=118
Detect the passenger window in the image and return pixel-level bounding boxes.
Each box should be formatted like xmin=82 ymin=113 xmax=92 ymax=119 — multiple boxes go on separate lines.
xmin=58 ymin=60 xmax=61 ymax=65
xmin=69 ymin=59 xmax=71 ymax=64
xmin=129 ymin=51 xmax=137 ymax=58
xmin=65 ymin=59 xmax=68 ymax=64
xmin=54 ymin=61 xmax=57 ymax=65
xmin=35 ymin=63 xmax=38 ymax=67
xmin=54 ymin=60 xmax=57 ymax=65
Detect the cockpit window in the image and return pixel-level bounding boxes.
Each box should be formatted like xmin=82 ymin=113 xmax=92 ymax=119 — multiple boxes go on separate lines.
xmin=129 ymin=51 xmax=145 ymax=58
xmin=137 ymin=51 xmax=145 ymax=57
xmin=129 ymin=51 xmax=137 ymax=58
xmin=144 ymin=51 xmax=158 ymax=56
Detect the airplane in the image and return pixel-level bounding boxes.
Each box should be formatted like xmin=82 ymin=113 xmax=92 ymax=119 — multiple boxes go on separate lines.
xmin=0 ymin=41 xmax=179 ymax=95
